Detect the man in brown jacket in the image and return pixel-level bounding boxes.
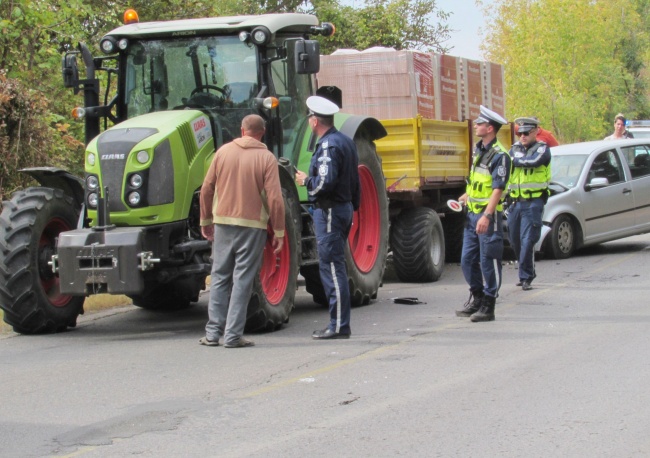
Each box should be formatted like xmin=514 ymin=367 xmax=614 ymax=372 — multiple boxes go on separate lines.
xmin=199 ymin=114 xmax=285 ymax=348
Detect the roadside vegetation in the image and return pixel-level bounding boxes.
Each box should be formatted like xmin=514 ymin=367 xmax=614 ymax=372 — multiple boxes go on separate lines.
xmin=484 ymin=0 xmax=650 ymax=142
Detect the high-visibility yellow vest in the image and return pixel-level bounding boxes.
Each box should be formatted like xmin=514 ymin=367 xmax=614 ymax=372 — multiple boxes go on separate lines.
xmin=466 ymin=140 xmax=508 ymax=214
xmin=508 ymin=142 xmax=551 ymax=199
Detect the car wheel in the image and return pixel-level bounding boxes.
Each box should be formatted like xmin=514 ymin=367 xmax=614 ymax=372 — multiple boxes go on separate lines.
xmin=546 ymin=214 xmax=576 ymax=259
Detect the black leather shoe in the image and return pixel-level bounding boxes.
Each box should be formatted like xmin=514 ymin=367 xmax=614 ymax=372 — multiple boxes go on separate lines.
xmin=516 ymin=281 xmax=523 ymax=287
xmin=312 ymin=328 xmax=351 ymax=340
xmin=522 ymin=281 xmax=532 ymax=291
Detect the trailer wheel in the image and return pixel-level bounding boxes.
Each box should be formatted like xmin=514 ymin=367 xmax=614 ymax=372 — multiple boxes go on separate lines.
xmin=0 ymin=187 xmax=84 ymax=334
xmin=442 ymin=212 xmax=465 ymax=263
xmin=245 ymin=188 xmax=301 ymax=332
xmin=390 ymin=207 xmax=445 ymax=282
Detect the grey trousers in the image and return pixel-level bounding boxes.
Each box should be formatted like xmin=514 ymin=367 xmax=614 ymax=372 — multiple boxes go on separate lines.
xmin=205 ymin=224 xmax=267 ymax=345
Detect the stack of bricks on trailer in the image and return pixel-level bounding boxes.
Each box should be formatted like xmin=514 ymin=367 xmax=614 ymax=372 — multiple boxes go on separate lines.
xmin=317 ymin=48 xmax=505 ymax=122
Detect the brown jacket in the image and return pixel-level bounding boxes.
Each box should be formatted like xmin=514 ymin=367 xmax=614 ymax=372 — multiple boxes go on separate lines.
xmin=200 ymin=136 xmax=285 ymax=237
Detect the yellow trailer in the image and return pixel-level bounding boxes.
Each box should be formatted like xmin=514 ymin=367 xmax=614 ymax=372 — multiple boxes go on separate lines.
xmin=375 ymin=117 xmax=513 ymax=281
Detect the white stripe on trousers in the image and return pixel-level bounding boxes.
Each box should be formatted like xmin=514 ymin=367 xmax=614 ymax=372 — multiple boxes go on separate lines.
xmin=327 ymin=209 xmax=341 ymax=332
xmin=492 ymin=217 xmax=500 ymax=295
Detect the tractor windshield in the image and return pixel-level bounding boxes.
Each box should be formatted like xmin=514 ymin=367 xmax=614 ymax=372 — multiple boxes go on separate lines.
xmin=123 ymin=36 xmax=258 ymax=144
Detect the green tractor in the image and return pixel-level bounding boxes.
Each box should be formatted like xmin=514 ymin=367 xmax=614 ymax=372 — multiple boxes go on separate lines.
xmin=0 ymin=12 xmax=389 ymax=334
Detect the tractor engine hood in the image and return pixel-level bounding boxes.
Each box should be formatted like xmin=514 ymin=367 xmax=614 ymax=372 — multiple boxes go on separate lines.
xmin=85 ymin=110 xmax=214 ymax=226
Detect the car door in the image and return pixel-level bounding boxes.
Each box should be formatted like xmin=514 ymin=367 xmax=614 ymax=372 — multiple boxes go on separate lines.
xmin=622 ymin=144 xmax=650 ymax=231
xmin=580 ymin=149 xmax=635 ymax=243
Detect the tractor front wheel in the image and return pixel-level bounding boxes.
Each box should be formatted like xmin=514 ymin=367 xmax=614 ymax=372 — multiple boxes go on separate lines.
xmin=0 ymin=187 xmax=84 ymax=334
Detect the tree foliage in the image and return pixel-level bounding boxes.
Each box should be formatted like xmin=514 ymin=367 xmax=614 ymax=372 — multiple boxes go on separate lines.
xmin=483 ymin=0 xmax=649 ymax=142
xmin=0 ymin=0 xmax=453 ymax=201
xmin=309 ymin=0 xmax=452 ymax=54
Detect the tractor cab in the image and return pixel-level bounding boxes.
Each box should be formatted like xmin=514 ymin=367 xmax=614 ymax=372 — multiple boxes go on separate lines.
xmin=64 ymin=12 xmax=332 ymax=160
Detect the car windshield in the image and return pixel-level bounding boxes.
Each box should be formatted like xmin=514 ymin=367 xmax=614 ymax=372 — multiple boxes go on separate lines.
xmin=551 ymin=154 xmax=588 ymax=188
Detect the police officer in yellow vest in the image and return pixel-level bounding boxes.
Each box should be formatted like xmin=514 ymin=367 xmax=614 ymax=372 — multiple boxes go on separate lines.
xmin=507 ymin=117 xmax=551 ymax=291
xmin=456 ymin=106 xmax=511 ymax=322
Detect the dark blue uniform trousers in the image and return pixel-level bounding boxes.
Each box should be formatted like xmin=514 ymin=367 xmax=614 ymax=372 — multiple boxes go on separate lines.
xmin=507 ymin=198 xmax=544 ymax=283
xmin=461 ymin=211 xmax=504 ymax=298
xmin=313 ymin=203 xmax=353 ymax=334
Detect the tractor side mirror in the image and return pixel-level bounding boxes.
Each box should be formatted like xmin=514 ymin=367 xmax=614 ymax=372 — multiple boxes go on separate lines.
xmin=62 ymin=54 xmax=79 ymax=88
xmin=295 ymin=40 xmax=320 ymax=74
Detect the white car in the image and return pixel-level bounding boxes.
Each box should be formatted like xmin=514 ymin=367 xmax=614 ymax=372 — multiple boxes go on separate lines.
xmin=536 ymin=138 xmax=650 ymax=258
xmin=627 ymin=120 xmax=650 ymax=139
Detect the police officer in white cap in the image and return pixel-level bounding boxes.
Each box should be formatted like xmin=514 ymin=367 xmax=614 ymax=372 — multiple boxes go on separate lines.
xmin=295 ymin=96 xmax=360 ymax=339
xmin=507 ymin=117 xmax=551 ymax=291
xmin=456 ymin=105 xmax=511 ymax=322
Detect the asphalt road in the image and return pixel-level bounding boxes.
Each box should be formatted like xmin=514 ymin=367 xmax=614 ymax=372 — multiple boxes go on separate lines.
xmin=2 ymin=234 xmax=650 ymax=457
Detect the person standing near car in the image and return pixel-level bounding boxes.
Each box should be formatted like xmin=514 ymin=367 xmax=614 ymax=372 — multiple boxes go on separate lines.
xmin=455 ymin=105 xmax=510 ymax=322
xmin=199 ymin=114 xmax=285 ymax=348
xmin=294 ymin=96 xmax=360 ymax=339
xmin=507 ymin=117 xmax=552 ymax=291
xmin=604 ymin=114 xmax=634 ymax=140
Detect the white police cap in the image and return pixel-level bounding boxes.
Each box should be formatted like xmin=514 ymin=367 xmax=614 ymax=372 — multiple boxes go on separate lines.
xmin=475 ymin=105 xmax=507 ymax=125
xmin=306 ymin=96 xmax=339 ymax=117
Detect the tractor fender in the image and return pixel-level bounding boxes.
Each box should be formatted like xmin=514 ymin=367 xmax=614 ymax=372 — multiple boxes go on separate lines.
xmin=339 ymin=115 xmax=387 ymax=142
xmin=277 ymin=163 xmax=302 ymax=230
xmin=19 ymin=167 xmax=85 ymax=208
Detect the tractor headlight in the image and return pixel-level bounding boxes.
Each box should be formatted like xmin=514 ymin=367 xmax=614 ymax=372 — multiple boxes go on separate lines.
xmin=100 ymin=37 xmax=117 ymax=54
xmin=118 ymin=38 xmax=129 ymax=50
xmin=128 ymin=192 xmax=141 ymax=206
xmin=129 ymin=174 xmax=143 ymax=189
xmin=87 ymin=192 xmax=98 ymax=208
xmin=136 ymin=150 xmax=149 ymax=164
xmin=87 ymin=153 xmax=96 ymax=166
xmin=86 ymin=175 xmax=99 ymax=190
xmin=251 ymin=27 xmax=271 ymax=45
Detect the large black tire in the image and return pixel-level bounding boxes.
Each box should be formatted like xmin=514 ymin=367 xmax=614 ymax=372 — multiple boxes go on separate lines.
xmin=442 ymin=212 xmax=465 ymax=263
xmin=390 ymin=207 xmax=445 ymax=282
xmin=544 ymin=214 xmax=576 ymax=259
xmin=129 ymin=276 xmax=204 ymax=311
xmin=245 ymin=188 xmax=301 ymax=332
xmin=300 ymin=138 xmax=389 ymax=307
xmin=0 ymin=187 xmax=84 ymax=334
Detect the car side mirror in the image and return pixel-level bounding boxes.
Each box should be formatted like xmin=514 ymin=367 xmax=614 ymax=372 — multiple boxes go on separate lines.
xmin=585 ymin=177 xmax=609 ymax=191
xmin=295 ymin=40 xmax=320 ymax=74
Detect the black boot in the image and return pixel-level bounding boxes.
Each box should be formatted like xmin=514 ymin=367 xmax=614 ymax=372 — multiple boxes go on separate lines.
xmin=456 ymin=291 xmax=484 ymax=317
xmin=470 ymin=295 xmax=496 ymax=322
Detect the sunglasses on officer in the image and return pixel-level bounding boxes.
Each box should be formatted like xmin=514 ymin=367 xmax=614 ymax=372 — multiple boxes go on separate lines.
xmin=516 ymin=129 xmax=536 ymax=137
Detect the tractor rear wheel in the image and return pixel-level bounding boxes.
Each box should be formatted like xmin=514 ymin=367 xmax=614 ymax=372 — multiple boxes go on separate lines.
xmin=245 ymin=188 xmax=301 ymax=331
xmin=299 ymin=137 xmax=389 ymax=307
xmin=0 ymin=187 xmax=84 ymax=333
xmin=347 ymin=138 xmax=389 ymax=305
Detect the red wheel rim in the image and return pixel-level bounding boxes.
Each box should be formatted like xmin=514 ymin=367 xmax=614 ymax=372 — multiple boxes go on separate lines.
xmin=349 ymin=165 xmax=380 ymax=273
xmin=39 ymin=218 xmax=74 ymax=307
xmin=260 ymin=226 xmax=290 ymax=305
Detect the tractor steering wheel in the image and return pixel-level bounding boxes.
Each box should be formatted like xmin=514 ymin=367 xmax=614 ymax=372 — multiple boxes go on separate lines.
xmin=184 ymin=85 xmax=227 ymax=111
xmin=191 ymin=85 xmax=226 ymax=96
